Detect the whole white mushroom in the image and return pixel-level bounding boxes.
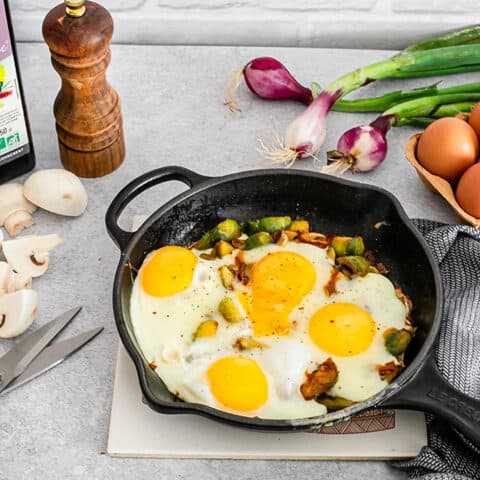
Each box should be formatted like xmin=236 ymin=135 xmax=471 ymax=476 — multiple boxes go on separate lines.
xmin=23 ymin=169 xmax=88 ymax=217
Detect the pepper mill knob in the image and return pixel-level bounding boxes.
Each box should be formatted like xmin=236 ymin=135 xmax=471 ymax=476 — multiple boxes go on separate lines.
xmin=64 ymin=0 xmax=86 ymax=17
xmin=42 ymin=0 xmax=125 ymax=177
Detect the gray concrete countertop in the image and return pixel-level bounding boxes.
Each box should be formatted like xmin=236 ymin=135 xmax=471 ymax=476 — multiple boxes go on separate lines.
xmin=1 ymin=42 xmax=467 ymax=479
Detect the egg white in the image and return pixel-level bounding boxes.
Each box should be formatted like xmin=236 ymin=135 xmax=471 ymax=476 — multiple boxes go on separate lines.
xmin=130 ymin=241 xmax=408 ymax=419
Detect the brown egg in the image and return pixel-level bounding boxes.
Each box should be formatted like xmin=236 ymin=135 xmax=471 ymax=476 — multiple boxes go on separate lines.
xmin=456 ymin=163 xmax=480 ymax=218
xmin=417 ymin=117 xmax=478 ymax=182
xmin=468 ymin=102 xmax=480 ymax=139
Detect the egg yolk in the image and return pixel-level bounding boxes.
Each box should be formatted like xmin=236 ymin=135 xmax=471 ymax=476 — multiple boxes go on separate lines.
xmin=140 ymin=245 xmax=197 ymax=297
xmin=207 ymin=356 xmax=268 ymax=412
xmin=238 ymin=251 xmax=316 ymax=337
xmin=309 ymin=303 xmax=376 ymax=356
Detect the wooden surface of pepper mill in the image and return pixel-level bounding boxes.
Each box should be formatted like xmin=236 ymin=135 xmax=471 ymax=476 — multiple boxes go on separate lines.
xmin=42 ymin=0 xmax=125 ymax=178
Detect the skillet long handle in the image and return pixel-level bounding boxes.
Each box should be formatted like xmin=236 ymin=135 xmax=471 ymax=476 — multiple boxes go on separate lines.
xmin=378 ymin=354 xmax=480 ymax=446
xmin=105 ymin=166 xmax=210 ymax=250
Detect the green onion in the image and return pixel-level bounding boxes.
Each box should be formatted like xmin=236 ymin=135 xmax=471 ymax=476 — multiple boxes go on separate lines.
xmin=396 ymin=117 xmax=435 ymax=128
xmin=384 ymin=92 xmax=480 ymax=119
xmin=396 ymin=102 xmax=474 ymax=127
xmin=432 ymin=101 xmax=474 ymax=116
xmin=390 ymin=64 xmax=480 ymax=78
xmin=331 ymin=83 xmax=440 ymax=112
xmin=332 ymin=82 xmax=480 ymax=113
xmin=404 ymin=25 xmax=480 ymax=51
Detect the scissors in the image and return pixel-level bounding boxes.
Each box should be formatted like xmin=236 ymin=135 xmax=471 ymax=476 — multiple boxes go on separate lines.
xmin=0 ymin=306 xmax=102 ymax=395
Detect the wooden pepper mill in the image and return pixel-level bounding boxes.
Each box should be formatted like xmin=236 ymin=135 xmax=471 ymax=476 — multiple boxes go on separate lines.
xmin=42 ymin=0 xmax=125 ymax=177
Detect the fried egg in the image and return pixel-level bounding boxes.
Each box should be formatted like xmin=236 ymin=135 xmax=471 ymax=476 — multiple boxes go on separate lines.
xmin=130 ymin=240 xmax=410 ymax=419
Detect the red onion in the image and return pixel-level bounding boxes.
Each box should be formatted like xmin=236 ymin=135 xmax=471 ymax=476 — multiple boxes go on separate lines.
xmin=243 ymin=57 xmax=312 ymax=105
xmin=225 ymin=57 xmax=312 ymax=112
xmin=324 ymin=90 xmax=480 ymax=175
xmin=325 ymin=123 xmax=389 ymax=174
xmin=257 ymin=89 xmax=342 ymax=166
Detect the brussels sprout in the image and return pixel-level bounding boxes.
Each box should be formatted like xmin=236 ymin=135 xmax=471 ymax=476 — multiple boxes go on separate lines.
xmin=200 ymin=252 xmax=217 ymax=261
xmin=317 ymin=394 xmax=356 ymax=411
xmin=289 ymin=220 xmax=310 ymax=233
xmin=242 ymin=220 xmax=260 ymax=235
xmin=215 ymin=240 xmax=234 ymax=258
xmin=216 ymin=219 xmax=241 ymax=241
xmin=194 ymin=219 xmax=241 ymax=250
xmin=234 ymin=336 xmax=266 ymax=350
xmin=336 ymin=255 xmax=371 ymax=276
xmin=219 ymin=265 xmax=234 ymax=289
xmin=244 ymin=232 xmax=273 ymax=250
xmin=194 ymin=233 xmax=215 ymax=251
xmin=326 ymin=246 xmax=336 ymax=261
xmin=193 ymin=320 xmax=218 ymax=340
xmin=257 ymin=216 xmax=292 ymax=233
xmin=384 ymin=328 xmax=412 ymax=356
xmin=218 ymin=297 xmax=242 ymax=323
xmin=330 ymin=236 xmax=365 ymax=257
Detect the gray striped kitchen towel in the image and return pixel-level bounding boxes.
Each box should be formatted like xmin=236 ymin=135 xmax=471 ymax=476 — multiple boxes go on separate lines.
xmin=391 ymin=219 xmax=480 ymax=480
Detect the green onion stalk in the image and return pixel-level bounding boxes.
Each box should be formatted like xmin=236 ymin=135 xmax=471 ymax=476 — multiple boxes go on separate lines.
xmin=330 ymin=82 xmax=480 ymax=113
xmin=404 ymin=25 xmax=480 ymax=51
xmin=399 ymin=102 xmax=474 ymax=127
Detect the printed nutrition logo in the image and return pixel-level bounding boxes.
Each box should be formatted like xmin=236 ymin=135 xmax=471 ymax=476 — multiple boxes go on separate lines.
xmin=0 ymin=131 xmax=19 ymax=150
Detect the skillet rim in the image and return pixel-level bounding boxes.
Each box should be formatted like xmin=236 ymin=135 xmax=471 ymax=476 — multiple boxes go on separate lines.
xmin=111 ymin=167 xmax=443 ymax=430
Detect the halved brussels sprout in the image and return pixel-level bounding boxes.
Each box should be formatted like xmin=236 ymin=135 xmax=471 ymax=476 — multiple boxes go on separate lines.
xmin=242 ymin=220 xmax=260 ymax=235
xmin=215 ymin=240 xmax=234 ymax=258
xmin=219 ymin=265 xmax=234 ymax=290
xmin=234 ymin=336 xmax=266 ymax=350
xmin=193 ymin=320 xmax=218 ymax=340
xmin=218 ymin=297 xmax=242 ymax=323
xmin=384 ymin=328 xmax=412 ymax=356
xmin=317 ymin=394 xmax=356 ymax=411
xmin=257 ymin=216 xmax=291 ymax=233
xmin=330 ymin=236 xmax=365 ymax=257
xmin=244 ymin=232 xmax=273 ymax=250
xmin=336 ymin=255 xmax=371 ymax=276
xmin=289 ymin=219 xmax=309 ymax=233
xmin=194 ymin=219 xmax=241 ymax=250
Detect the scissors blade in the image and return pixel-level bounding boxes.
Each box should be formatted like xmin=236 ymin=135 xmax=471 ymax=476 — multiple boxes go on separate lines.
xmin=0 ymin=306 xmax=81 ymax=392
xmin=0 ymin=326 xmax=103 ymax=396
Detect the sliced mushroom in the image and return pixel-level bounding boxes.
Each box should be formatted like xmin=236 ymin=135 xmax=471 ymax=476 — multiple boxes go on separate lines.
xmin=10 ymin=270 xmax=32 ymax=291
xmin=0 ymin=261 xmax=31 ymax=295
xmin=23 ymin=169 xmax=88 ymax=217
xmin=2 ymin=234 xmax=63 ymax=277
xmin=0 ymin=183 xmax=37 ymax=237
xmin=0 ymin=289 xmax=38 ymax=338
xmin=0 ymin=261 xmax=10 ymax=295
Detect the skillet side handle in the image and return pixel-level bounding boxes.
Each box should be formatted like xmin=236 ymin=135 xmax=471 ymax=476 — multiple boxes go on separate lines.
xmin=105 ymin=166 xmax=210 ymax=251
xmin=379 ymin=355 xmax=480 ymax=446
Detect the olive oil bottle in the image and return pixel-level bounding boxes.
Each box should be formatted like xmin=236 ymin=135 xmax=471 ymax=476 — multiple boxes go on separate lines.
xmin=0 ymin=0 xmax=35 ymax=182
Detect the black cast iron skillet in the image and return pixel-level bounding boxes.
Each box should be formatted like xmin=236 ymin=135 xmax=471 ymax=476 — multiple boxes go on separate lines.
xmin=106 ymin=166 xmax=480 ymax=444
